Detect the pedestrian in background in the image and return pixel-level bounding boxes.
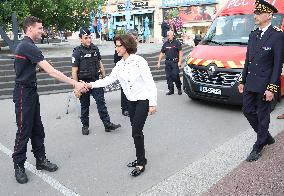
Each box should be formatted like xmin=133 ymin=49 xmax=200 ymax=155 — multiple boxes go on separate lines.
xmin=156 ymin=30 xmax=183 ymax=95
xmin=194 ymin=32 xmax=202 ymax=46
xmin=161 ymin=18 xmax=170 ymax=43
xmin=72 ymin=27 xmax=121 ymax=135
xmin=85 ymin=34 xmax=157 ymax=177
xmin=238 ymin=0 xmax=284 ymax=162
xmin=12 ymin=16 xmax=87 ymax=184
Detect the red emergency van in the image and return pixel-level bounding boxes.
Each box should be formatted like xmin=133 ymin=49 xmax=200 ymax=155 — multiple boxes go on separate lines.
xmin=183 ymin=0 xmax=284 ymax=106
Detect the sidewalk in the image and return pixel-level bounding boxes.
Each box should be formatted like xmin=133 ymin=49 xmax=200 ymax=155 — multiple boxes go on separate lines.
xmin=203 ymin=129 xmax=284 ymax=196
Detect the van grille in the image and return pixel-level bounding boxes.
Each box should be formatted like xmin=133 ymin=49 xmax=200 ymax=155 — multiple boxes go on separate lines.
xmin=191 ymin=67 xmax=241 ymax=87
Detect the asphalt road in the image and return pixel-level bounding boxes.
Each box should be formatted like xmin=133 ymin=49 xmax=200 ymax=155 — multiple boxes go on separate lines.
xmin=1 ymin=81 xmax=284 ymax=196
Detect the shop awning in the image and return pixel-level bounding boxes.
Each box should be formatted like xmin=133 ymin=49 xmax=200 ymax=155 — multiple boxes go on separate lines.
xmin=183 ymin=21 xmax=212 ymax=27
xmin=111 ymin=9 xmax=155 ymax=17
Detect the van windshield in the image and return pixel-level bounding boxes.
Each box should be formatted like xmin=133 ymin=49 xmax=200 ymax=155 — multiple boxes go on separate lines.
xmin=202 ymin=14 xmax=282 ymax=46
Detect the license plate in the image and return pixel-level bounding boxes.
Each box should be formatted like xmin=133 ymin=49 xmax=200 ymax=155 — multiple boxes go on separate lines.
xmin=199 ymin=86 xmax=221 ymax=95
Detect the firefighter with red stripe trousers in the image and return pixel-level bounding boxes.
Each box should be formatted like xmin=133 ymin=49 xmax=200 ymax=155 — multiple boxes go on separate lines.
xmin=156 ymin=30 xmax=183 ymax=95
xmin=238 ymin=0 xmax=284 ymax=162
xmin=12 ymin=16 xmax=88 ymax=184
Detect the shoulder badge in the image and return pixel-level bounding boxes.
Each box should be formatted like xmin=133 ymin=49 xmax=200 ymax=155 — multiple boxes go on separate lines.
xmin=273 ymin=26 xmax=283 ymax=32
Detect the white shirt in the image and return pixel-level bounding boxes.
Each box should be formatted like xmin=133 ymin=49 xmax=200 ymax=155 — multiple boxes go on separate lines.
xmin=259 ymin=23 xmax=271 ymax=37
xmin=91 ymin=54 xmax=157 ymax=106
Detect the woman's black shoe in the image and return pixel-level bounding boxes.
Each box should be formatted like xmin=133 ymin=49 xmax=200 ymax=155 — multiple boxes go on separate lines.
xmin=127 ymin=159 xmax=147 ymax=167
xmin=130 ymin=166 xmax=145 ymax=177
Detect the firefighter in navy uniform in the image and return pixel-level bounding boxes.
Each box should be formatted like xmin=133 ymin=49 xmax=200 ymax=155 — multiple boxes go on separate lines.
xmin=12 ymin=16 xmax=88 ymax=184
xmin=72 ymin=28 xmax=121 ymax=135
xmin=156 ymin=30 xmax=183 ymax=95
xmin=238 ymin=0 xmax=284 ymax=162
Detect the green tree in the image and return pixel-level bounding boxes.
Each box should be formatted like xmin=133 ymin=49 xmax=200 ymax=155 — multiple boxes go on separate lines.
xmin=0 ymin=0 xmax=106 ymax=31
xmin=0 ymin=0 xmax=29 ymax=30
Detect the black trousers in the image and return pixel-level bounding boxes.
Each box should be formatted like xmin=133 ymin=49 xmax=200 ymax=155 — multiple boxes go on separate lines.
xmin=12 ymin=85 xmax=45 ymax=165
xmin=79 ymin=87 xmax=110 ymax=127
xmin=242 ymin=90 xmax=272 ymax=150
xmin=128 ymin=100 xmax=149 ymax=165
xmin=121 ymin=88 xmax=128 ymax=112
xmin=165 ymin=60 xmax=182 ymax=91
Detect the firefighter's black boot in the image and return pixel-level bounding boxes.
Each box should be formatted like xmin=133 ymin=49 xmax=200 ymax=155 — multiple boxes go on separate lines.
xmin=36 ymin=157 xmax=58 ymax=172
xmin=14 ymin=164 xmax=28 ymax=184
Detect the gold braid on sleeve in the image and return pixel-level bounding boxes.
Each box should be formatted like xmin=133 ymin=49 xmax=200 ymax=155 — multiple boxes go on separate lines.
xmin=267 ymin=83 xmax=279 ymax=93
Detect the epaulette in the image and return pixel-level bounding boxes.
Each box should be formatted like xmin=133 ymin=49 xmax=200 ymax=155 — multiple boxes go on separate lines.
xmin=273 ymin=26 xmax=283 ymax=32
xmin=251 ymin=28 xmax=258 ymax=32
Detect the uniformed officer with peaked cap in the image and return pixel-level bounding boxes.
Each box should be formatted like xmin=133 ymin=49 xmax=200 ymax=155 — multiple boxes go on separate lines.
xmin=238 ymin=0 xmax=284 ymax=162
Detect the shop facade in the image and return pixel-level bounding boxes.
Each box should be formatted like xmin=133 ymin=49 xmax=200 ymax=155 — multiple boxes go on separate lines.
xmin=102 ymin=0 xmax=161 ymax=42
xmin=160 ymin=0 xmax=219 ymax=44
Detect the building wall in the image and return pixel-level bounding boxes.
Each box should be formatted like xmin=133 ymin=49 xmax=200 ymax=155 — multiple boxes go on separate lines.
xmin=104 ymin=0 xmax=229 ymax=43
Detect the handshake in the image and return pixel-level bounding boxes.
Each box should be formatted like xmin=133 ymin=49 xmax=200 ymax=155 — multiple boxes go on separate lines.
xmin=73 ymin=80 xmax=92 ymax=98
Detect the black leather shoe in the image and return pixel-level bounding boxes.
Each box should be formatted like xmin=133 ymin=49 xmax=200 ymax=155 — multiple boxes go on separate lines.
xmin=127 ymin=159 xmax=147 ymax=167
xmin=36 ymin=157 xmax=58 ymax=172
xmin=265 ymin=136 xmax=275 ymax=145
xmin=178 ymin=89 xmax=182 ymax=95
xmin=246 ymin=150 xmax=262 ymax=162
xmin=14 ymin=164 xmax=28 ymax=184
xmin=130 ymin=166 xmax=145 ymax=177
xmin=166 ymin=91 xmax=174 ymax=95
xmin=104 ymin=122 xmax=121 ymax=132
xmin=122 ymin=110 xmax=129 ymax=117
xmin=82 ymin=125 xmax=89 ymax=135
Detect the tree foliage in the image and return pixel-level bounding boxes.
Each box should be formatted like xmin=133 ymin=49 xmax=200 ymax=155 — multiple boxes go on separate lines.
xmin=0 ymin=0 xmax=106 ymax=31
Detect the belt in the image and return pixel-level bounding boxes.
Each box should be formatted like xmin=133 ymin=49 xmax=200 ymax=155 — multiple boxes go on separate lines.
xmin=166 ymin=58 xmax=178 ymax=61
xmin=15 ymin=82 xmax=37 ymax=88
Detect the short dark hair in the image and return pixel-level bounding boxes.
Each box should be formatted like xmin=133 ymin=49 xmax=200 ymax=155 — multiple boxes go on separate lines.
xmin=79 ymin=27 xmax=91 ymax=38
xmin=114 ymin=34 xmax=137 ymax=54
xmin=23 ymin=16 xmax=42 ymax=33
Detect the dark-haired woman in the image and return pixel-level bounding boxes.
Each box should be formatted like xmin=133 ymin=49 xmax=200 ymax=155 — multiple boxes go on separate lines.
xmin=86 ymin=34 xmax=157 ymax=177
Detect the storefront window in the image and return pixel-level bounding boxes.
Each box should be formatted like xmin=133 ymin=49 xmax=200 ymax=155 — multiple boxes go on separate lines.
xmin=163 ymin=4 xmax=216 ymax=22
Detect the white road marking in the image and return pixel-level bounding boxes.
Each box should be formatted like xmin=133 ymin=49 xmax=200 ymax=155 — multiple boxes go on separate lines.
xmin=0 ymin=143 xmax=80 ymax=196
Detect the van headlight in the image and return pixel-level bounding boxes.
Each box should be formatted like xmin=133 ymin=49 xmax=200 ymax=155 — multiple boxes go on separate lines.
xmin=184 ymin=65 xmax=193 ymax=77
